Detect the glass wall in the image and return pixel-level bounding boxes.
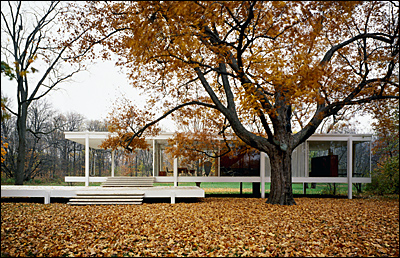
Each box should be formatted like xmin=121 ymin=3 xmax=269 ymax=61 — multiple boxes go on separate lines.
xmin=308 ymin=141 xmax=348 ymax=177
xmin=353 ymin=141 xmax=371 ymax=177
xmin=155 ymin=142 xmax=219 ymax=177
xmin=177 ymin=151 xmax=219 ymax=177
xmin=292 ymin=143 xmax=306 ymax=177
xmin=220 ymin=147 xmax=260 ymax=177
xmin=156 ymin=143 xmax=173 ymax=176
xmin=113 ymin=149 xmax=153 ymax=177
xmin=153 ymin=137 xmax=371 ymax=178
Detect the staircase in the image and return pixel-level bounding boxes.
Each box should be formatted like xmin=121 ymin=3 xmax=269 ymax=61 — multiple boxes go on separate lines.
xmin=68 ymin=190 xmax=145 ymax=205
xmin=68 ymin=177 xmax=154 ymax=205
xmin=101 ymin=177 xmax=154 ymax=187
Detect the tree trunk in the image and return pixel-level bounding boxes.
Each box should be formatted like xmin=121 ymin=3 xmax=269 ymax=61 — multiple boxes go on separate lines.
xmin=15 ymin=104 xmax=28 ymax=185
xmin=266 ymin=147 xmax=296 ymax=205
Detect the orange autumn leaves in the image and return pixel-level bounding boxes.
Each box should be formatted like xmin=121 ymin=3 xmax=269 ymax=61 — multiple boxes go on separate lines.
xmin=101 ymin=99 xmax=161 ymax=152
xmin=60 ymin=1 xmax=398 ymax=145
xmin=1 ymin=197 xmax=399 ymax=257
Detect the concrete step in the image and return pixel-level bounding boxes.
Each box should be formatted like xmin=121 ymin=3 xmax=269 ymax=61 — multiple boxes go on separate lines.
xmin=105 ymin=177 xmax=154 ymax=179
xmin=101 ymin=177 xmax=154 ymax=187
xmin=103 ymin=180 xmax=154 ymax=184
xmin=72 ymin=195 xmax=143 ymax=199
xmin=101 ymin=182 xmax=153 ymax=187
xmin=68 ymin=191 xmax=145 ymax=205
xmin=68 ymin=201 xmax=142 ymax=205
xmin=105 ymin=177 xmax=154 ymax=180
xmin=75 ymin=191 xmax=145 ymax=196
xmin=69 ymin=198 xmax=143 ymax=202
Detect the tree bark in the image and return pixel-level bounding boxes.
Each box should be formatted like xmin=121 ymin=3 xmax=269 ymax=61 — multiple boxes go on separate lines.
xmin=15 ymin=103 xmax=28 ymax=185
xmin=266 ymin=147 xmax=296 ymax=205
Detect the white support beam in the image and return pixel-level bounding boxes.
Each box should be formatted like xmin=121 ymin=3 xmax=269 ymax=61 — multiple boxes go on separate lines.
xmin=304 ymin=141 xmax=309 ymax=194
xmin=305 ymin=141 xmax=309 ymax=177
xmin=85 ymin=132 xmax=89 ymax=187
xmin=44 ymin=191 xmax=50 ymax=204
xmin=369 ymin=141 xmax=372 ymax=178
xmin=347 ymin=137 xmax=353 ymax=199
xmin=111 ymin=150 xmax=115 ymax=177
xmin=171 ymin=191 xmax=176 ymax=204
xmin=260 ymin=152 xmax=266 ymax=198
xmin=152 ymin=140 xmax=156 ymax=177
xmin=173 ymin=158 xmax=178 ymax=187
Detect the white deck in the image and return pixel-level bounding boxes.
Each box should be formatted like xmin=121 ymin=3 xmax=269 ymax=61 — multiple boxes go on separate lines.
xmin=1 ymin=185 xmax=205 ymax=204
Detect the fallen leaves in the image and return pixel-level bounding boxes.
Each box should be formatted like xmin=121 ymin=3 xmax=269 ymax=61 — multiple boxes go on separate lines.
xmin=1 ymin=198 xmax=399 ymax=257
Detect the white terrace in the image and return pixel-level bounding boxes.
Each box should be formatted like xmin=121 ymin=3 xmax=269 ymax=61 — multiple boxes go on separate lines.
xmin=63 ymin=131 xmax=372 ymax=199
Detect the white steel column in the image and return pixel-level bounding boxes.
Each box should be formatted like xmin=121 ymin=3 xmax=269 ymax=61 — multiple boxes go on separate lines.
xmin=111 ymin=150 xmax=115 ymax=177
xmin=260 ymin=152 xmax=266 ymax=198
xmin=171 ymin=191 xmax=176 ymax=204
xmin=173 ymin=158 xmax=178 ymax=187
xmin=85 ymin=132 xmax=89 ymax=186
xmin=304 ymin=141 xmax=309 ymax=194
xmin=152 ymin=140 xmax=156 ymax=177
xmin=305 ymin=141 xmax=309 ymax=177
xmin=369 ymin=141 xmax=372 ymax=178
xmin=347 ymin=136 xmax=353 ymax=199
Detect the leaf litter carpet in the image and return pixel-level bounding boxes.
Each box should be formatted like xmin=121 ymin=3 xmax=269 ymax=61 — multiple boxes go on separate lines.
xmin=1 ymin=197 xmax=398 ymax=257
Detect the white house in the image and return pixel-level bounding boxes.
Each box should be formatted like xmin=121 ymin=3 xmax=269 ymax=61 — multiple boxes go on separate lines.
xmin=64 ymin=131 xmax=372 ymax=199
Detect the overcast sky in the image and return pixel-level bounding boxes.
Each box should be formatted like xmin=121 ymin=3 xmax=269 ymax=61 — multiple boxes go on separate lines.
xmin=1 ymin=59 xmax=178 ymax=131
xmin=2 ymin=60 xmax=137 ymax=120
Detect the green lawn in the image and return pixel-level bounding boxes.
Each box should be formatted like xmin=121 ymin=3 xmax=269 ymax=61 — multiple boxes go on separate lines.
xmin=155 ymin=182 xmax=356 ymax=195
xmin=2 ymin=177 xmax=361 ymax=196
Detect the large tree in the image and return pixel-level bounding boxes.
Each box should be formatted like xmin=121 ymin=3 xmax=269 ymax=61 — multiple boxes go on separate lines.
xmin=1 ymin=1 xmax=89 ymax=184
xmin=64 ymin=1 xmax=399 ymax=205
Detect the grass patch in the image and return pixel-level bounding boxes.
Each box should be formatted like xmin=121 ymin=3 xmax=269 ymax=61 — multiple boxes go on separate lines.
xmin=2 ymin=177 xmax=369 ymax=196
xmin=155 ymin=182 xmax=357 ymax=195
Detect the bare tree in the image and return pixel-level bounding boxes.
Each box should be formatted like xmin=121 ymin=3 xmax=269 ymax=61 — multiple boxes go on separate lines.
xmin=86 ymin=119 xmax=107 ymax=132
xmin=1 ymin=1 xmax=87 ymax=184
xmin=57 ymin=112 xmax=86 ymax=177
xmin=1 ymin=98 xmax=56 ymax=181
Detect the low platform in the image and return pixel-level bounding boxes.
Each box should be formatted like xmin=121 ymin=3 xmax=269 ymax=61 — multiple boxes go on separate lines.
xmin=101 ymin=176 xmax=154 ymax=187
xmin=1 ymin=185 xmax=205 ymax=204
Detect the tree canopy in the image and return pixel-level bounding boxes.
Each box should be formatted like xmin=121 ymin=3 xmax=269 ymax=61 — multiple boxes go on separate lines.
xmin=63 ymin=1 xmax=399 ymax=204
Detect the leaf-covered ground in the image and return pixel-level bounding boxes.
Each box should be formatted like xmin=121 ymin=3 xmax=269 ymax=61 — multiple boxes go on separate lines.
xmin=1 ymin=197 xmax=399 ymax=257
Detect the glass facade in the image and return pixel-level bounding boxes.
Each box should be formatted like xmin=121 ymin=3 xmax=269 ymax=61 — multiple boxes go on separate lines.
xmin=177 ymin=153 xmax=219 ymax=177
xmin=308 ymin=141 xmax=348 ymax=177
xmin=155 ymin=143 xmax=173 ymax=176
xmin=112 ymin=149 xmax=153 ymax=177
xmin=154 ymin=142 xmax=220 ymax=177
xmin=111 ymin=138 xmax=372 ymax=179
xmin=220 ymin=147 xmax=260 ymax=177
xmin=108 ymin=135 xmax=371 ymax=179
xmin=353 ymin=141 xmax=371 ymax=177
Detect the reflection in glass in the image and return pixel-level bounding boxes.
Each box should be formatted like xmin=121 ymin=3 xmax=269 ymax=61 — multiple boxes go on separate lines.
xmin=308 ymin=141 xmax=347 ymax=177
xmin=353 ymin=141 xmax=371 ymax=177
xmin=220 ymin=146 xmax=260 ymax=177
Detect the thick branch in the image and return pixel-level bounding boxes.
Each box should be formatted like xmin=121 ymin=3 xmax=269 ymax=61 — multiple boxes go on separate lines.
xmin=321 ymin=33 xmax=395 ymax=65
xmin=218 ymin=63 xmax=235 ymax=111
xmin=124 ymin=101 xmax=217 ymax=151
xmin=194 ymin=67 xmax=228 ymax=112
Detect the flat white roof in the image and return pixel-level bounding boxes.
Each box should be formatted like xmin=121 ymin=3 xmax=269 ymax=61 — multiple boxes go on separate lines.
xmin=64 ymin=131 xmax=373 ymax=150
xmin=64 ymin=131 xmax=176 ymax=149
